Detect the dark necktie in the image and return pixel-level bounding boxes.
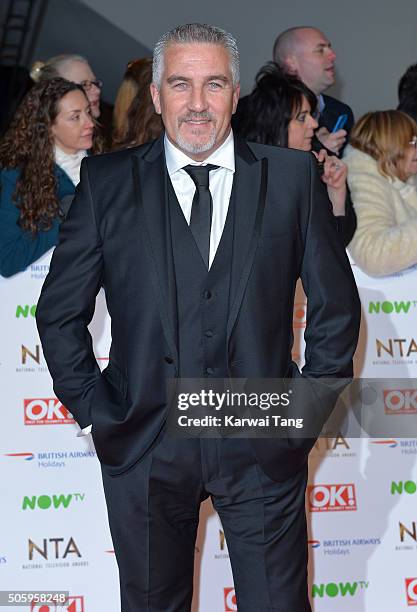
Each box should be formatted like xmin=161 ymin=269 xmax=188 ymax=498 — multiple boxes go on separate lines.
xmin=183 ymin=164 xmax=219 ymax=268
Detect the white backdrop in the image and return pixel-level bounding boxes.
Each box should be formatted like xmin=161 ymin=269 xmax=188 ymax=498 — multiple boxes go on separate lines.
xmin=1 ymin=250 xmax=416 ymax=611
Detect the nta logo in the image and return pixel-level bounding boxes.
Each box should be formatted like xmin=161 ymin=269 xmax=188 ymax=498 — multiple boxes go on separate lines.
xmin=21 ymin=344 xmax=41 ymax=364
xmin=369 ymin=301 xmax=415 ymax=314
xmin=28 ymin=537 xmax=81 ymax=560
xmin=308 ymin=484 xmax=357 ymax=512
xmin=22 ymin=493 xmax=85 ymax=510
xmin=400 ymin=522 xmax=417 ymax=543
xmin=312 ymin=581 xmax=369 ymax=598
xmin=224 ymin=587 xmax=237 ymax=611
xmin=219 ymin=529 xmax=227 ymax=551
xmin=406 ymin=578 xmax=417 ymax=606
xmin=314 ymin=433 xmax=350 ymax=452
xmin=24 ymin=399 xmax=74 ymax=425
xmin=376 ymin=338 xmax=417 ymax=358
xmin=384 ymin=390 xmax=417 ymax=415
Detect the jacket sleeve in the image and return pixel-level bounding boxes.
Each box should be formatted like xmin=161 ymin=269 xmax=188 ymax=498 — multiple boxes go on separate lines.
xmin=288 ymin=156 xmax=361 ymax=441
xmin=334 ymin=187 xmax=357 ymax=247
xmin=347 ymin=168 xmax=417 ymax=276
xmin=0 ymin=169 xmax=60 ymax=277
xmin=36 ymin=159 xmax=103 ymax=428
xmin=300 ymin=155 xmax=360 ymax=379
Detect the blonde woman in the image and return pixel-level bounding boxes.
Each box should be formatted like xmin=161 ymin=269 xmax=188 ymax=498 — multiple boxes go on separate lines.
xmin=344 ymin=110 xmax=417 ymax=276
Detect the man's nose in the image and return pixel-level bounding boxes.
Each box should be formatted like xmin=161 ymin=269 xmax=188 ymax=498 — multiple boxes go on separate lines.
xmin=327 ymin=47 xmax=336 ymax=62
xmin=189 ymin=86 xmax=207 ymax=111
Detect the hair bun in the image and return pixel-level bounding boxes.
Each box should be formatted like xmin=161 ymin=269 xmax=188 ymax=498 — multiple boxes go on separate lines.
xmin=30 ymin=61 xmax=45 ymax=82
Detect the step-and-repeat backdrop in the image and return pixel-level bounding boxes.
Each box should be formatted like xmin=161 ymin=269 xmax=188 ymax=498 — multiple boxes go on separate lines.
xmin=1 ymin=251 xmax=416 ymax=612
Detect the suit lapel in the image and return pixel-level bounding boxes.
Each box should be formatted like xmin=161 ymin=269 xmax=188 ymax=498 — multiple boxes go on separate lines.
xmin=131 ymin=137 xmax=179 ymax=365
xmin=227 ymin=137 xmax=268 ymax=342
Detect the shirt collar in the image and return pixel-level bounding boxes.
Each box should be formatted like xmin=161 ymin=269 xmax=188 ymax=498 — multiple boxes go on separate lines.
xmin=318 ymin=94 xmax=326 ymax=113
xmin=164 ymin=129 xmax=235 ymax=176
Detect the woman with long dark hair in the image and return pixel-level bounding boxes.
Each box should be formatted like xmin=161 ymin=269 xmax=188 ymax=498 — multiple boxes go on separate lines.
xmin=234 ymin=62 xmax=356 ymax=245
xmin=0 ymin=78 xmax=94 ymax=277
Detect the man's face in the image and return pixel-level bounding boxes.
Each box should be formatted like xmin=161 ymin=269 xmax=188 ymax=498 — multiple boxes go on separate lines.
xmin=150 ymin=42 xmax=240 ymax=160
xmin=289 ymin=28 xmax=336 ymax=95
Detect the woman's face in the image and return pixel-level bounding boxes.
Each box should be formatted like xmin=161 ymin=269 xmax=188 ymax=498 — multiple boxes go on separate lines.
xmin=287 ymin=96 xmax=319 ymax=151
xmin=60 ymin=60 xmax=101 ymax=118
xmin=51 ymin=90 xmax=94 ymax=154
xmin=400 ymin=136 xmax=417 ymax=179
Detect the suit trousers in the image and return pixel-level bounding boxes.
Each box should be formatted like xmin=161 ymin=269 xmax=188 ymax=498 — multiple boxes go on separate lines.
xmin=100 ymin=433 xmax=311 ymax=612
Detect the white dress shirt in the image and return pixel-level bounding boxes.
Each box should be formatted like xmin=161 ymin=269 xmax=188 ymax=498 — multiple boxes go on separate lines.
xmin=79 ymin=130 xmax=236 ymax=436
xmin=165 ymin=130 xmax=235 ymax=267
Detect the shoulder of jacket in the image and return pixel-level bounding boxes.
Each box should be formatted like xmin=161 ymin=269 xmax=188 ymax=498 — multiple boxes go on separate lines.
xmin=323 ymin=94 xmax=353 ymax=115
xmin=83 ymin=140 xmax=155 ymax=174
xmin=246 ymin=141 xmax=311 ymax=164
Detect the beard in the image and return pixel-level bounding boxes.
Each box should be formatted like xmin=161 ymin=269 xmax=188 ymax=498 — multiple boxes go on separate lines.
xmin=175 ymin=112 xmax=217 ymax=155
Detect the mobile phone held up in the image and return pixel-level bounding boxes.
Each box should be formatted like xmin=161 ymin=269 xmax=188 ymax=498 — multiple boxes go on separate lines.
xmin=332 ymin=114 xmax=348 ymax=133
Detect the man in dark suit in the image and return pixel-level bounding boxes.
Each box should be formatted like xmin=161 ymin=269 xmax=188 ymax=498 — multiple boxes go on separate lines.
xmin=272 ymin=26 xmax=354 ymax=155
xmin=36 ymin=23 xmax=360 ymax=612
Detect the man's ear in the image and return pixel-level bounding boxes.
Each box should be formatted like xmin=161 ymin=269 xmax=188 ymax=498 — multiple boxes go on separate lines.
xmin=284 ymin=55 xmax=299 ymax=76
xmin=150 ymin=83 xmax=161 ymax=115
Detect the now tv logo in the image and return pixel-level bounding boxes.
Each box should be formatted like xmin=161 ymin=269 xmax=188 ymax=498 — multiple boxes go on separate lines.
xmin=406 ymin=578 xmax=417 ymax=606
xmin=312 ymin=580 xmax=368 ymax=598
xmin=308 ymin=484 xmax=357 ymax=512
xmin=24 ymin=399 xmax=74 ymax=425
xmin=384 ymin=390 xmax=417 ymax=415
xmin=224 ymin=587 xmax=237 ymax=611
xmin=368 ymin=300 xmax=415 ymax=314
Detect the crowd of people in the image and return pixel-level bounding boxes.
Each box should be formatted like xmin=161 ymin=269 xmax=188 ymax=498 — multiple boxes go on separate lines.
xmin=1 ymin=25 xmax=417 ymax=277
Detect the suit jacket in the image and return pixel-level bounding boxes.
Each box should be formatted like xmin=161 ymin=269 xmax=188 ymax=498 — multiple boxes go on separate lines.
xmin=36 ymin=135 xmax=360 ymax=480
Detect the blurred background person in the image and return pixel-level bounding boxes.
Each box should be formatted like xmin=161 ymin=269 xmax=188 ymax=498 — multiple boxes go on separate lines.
xmin=344 ymin=110 xmax=417 ymax=276
xmin=397 ymin=63 xmax=417 ymax=123
xmin=31 ymin=54 xmax=110 ymax=148
xmin=111 ymin=58 xmax=163 ymax=150
xmin=273 ymin=26 xmax=354 ymax=155
xmin=0 ymin=78 xmax=94 ymax=277
xmin=234 ymin=62 xmax=356 ymax=246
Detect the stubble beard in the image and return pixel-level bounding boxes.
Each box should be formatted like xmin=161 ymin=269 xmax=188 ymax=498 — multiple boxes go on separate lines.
xmin=175 ymin=113 xmax=217 ymax=156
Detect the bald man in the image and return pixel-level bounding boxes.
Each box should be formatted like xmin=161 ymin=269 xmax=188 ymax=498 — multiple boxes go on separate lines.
xmin=273 ymin=26 xmax=354 ymax=155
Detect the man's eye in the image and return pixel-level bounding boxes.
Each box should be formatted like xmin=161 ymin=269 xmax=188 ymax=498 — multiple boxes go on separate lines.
xmin=208 ymin=82 xmax=222 ymax=90
xmin=173 ymin=82 xmax=187 ymax=90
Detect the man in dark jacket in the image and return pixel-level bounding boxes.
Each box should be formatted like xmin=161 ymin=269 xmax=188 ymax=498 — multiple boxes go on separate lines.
xmin=36 ymin=22 xmax=360 ymax=612
xmin=272 ymin=26 xmax=354 ymax=155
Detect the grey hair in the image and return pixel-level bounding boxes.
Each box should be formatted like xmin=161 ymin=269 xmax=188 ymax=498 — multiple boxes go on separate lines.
xmin=273 ymin=26 xmax=315 ymax=67
xmin=152 ymin=23 xmax=240 ymax=88
xmin=30 ymin=54 xmax=89 ymax=82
